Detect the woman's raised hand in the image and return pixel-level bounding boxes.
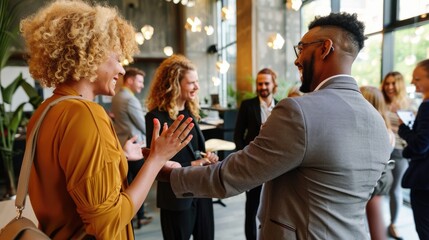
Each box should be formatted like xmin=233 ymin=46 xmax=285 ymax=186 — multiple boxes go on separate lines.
xmin=149 ymin=115 xmax=194 ymax=163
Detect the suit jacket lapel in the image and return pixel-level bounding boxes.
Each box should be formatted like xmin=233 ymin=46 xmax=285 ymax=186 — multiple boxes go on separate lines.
xmin=252 ymin=97 xmax=262 ymax=126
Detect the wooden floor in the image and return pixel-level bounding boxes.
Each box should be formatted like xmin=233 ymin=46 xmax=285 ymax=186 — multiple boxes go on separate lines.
xmin=134 ymin=182 xmax=420 ymax=240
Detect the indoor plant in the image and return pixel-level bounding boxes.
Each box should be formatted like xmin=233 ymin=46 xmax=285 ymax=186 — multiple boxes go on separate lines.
xmin=0 ymin=0 xmax=42 ymax=198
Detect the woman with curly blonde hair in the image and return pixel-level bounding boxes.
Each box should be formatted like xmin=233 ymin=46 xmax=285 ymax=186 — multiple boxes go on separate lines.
xmin=21 ymin=1 xmax=193 ymax=239
xmin=146 ymin=55 xmax=218 ymax=240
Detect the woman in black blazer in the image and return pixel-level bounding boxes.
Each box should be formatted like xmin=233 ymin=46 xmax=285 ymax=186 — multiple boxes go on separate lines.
xmin=145 ymin=55 xmax=218 ymax=240
xmin=398 ymin=59 xmax=429 ymax=239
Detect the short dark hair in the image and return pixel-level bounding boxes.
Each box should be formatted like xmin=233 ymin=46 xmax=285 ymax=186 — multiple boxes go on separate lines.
xmin=308 ymin=12 xmax=366 ymax=51
xmin=124 ymin=67 xmax=145 ymax=81
xmin=257 ymin=68 xmax=278 ymax=93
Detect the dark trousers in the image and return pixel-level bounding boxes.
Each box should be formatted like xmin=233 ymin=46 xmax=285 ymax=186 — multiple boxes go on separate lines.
xmin=160 ymin=198 xmax=214 ymax=240
xmin=127 ymin=159 xmax=145 ymax=219
xmin=410 ymin=189 xmax=429 ymax=240
xmin=245 ymin=185 xmax=262 ymax=240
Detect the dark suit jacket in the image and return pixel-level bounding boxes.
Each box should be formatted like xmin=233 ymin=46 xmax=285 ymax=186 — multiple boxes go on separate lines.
xmin=399 ymin=100 xmax=429 ymax=189
xmin=234 ymin=97 xmax=278 ymax=150
xmin=145 ymin=109 xmax=206 ymax=210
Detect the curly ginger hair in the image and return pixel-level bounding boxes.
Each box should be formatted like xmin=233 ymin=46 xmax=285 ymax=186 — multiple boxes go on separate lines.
xmin=20 ymin=0 xmax=139 ymax=88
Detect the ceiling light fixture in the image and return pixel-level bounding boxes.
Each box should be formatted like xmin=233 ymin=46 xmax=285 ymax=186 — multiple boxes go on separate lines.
xmin=216 ymin=60 xmax=230 ymax=74
xmin=135 ymin=32 xmax=144 ymax=45
xmin=163 ymin=46 xmax=174 ymax=56
xmin=141 ymin=25 xmax=154 ymax=40
xmin=286 ymin=0 xmax=302 ymax=11
xmin=267 ymin=33 xmax=285 ymax=50
xmin=185 ymin=17 xmax=202 ymax=32
xmin=204 ymin=25 xmax=214 ymax=35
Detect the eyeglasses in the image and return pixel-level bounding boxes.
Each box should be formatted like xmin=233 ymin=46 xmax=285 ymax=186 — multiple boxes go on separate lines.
xmin=293 ymin=40 xmax=325 ymax=57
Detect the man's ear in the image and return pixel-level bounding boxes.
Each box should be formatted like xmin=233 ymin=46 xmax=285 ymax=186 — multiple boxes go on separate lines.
xmin=321 ymin=39 xmax=334 ymax=60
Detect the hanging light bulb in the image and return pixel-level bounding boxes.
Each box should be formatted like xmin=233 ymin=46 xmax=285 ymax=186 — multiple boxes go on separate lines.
xmin=211 ymin=76 xmax=221 ymax=86
xmin=286 ymin=0 xmax=302 ymax=11
xmin=267 ymin=33 xmax=285 ymax=50
xmin=173 ymin=0 xmax=180 ymax=4
xmin=135 ymin=32 xmax=144 ymax=45
xmin=221 ymin=7 xmax=233 ymax=20
xmin=204 ymin=25 xmax=214 ymax=35
xmin=163 ymin=46 xmax=174 ymax=56
xmin=181 ymin=0 xmax=188 ymax=5
xmin=185 ymin=17 xmax=202 ymax=32
xmin=216 ymin=60 xmax=230 ymax=74
xmin=141 ymin=25 xmax=154 ymax=40
xmin=186 ymin=0 xmax=195 ymax=7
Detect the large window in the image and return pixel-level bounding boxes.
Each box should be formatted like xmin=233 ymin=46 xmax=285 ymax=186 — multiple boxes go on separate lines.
xmin=301 ymin=0 xmax=429 ymax=89
xmin=300 ymin=0 xmax=331 ymax=34
xmin=393 ymin=24 xmax=429 ymax=83
xmin=352 ymin=34 xmax=383 ymax=86
xmin=399 ymin=0 xmax=429 ymax=20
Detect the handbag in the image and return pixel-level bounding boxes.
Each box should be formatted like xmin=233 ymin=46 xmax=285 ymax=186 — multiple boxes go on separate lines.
xmin=0 ymin=96 xmax=85 ymax=240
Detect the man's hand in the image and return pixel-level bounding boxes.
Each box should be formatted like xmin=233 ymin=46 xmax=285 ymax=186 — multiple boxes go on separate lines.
xmin=157 ymin=161 xmax=181 ymax=182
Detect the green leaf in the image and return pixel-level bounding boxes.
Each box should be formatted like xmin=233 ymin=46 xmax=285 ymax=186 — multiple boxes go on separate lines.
xmin=1 ymin=73 xmax=24 ymax=104
xmin=8 ymin=102 xmax=25 ymax=134
xmin=21 ymin=80 xmax=43 ymax=107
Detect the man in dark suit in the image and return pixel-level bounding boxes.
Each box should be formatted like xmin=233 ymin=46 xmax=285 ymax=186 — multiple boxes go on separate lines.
xmin=234 ymin=68 xmax=278 ymax=240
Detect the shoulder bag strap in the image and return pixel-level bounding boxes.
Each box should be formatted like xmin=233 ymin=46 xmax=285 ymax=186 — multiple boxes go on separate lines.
xmin=14 ymin=95 xmax=86 ymax=217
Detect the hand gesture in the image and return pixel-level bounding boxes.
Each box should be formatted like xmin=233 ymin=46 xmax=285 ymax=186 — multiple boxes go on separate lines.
xmin=148 ymin=115 xmax=194 ymax=165
xmin=123 ymin=135 xmax=144 ymax=161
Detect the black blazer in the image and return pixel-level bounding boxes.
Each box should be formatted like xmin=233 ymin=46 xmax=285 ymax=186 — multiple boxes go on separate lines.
xmin=399 ymin=100 xmax=429 ymax=190
xmin=234 ymin=97 xmax=278 ymax=150
xmin=145 ymin=109 xmax=206 ymax=210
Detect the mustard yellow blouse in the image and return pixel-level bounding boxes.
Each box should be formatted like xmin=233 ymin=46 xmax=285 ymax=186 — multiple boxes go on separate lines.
xmin=27 ymin=85 xmax=135 ymax=239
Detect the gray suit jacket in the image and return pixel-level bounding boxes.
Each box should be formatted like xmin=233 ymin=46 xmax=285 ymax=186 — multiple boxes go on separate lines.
xmin=171 ymin=76 xmax=392 ymax=239
xmin=111 ymin=88 xmax=146 ymax=146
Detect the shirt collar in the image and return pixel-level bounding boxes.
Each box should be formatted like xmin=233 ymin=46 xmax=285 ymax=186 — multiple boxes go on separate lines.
xmin=314 ymin=74 xmax=353 ymax=91
xmin=259 ymin=96 xmax=275 ymax=109
xmin=122 ymin=86 xmax=134 ymax=96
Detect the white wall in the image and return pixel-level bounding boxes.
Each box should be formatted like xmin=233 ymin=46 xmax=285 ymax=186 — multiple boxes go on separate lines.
xmin=0 ymin=66 xmax=53 ymax=111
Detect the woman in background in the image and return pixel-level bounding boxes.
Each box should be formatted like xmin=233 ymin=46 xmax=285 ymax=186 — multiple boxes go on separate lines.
xmin=361 ymin=86 xmax=395 ymax=240
xmin=381 ymin=71 xmax=414 ymax=239
xmin=145 ymin=55 xmax=218 ymax=240
xmin=21 ymin=1 xmax=192 ymax=239
xmin=398 ymin=59 xmax=429 ymax=239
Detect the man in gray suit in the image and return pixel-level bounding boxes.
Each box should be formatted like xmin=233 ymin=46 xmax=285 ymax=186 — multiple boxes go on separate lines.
xmin=158 ymin=13 xmax=392 ymax=239
xmin=111 ymin=67 xmax=152 ymax=228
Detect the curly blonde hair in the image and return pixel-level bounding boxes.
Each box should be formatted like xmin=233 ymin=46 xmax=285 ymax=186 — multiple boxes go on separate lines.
xmin=146 ymin=55 xmax=200 ymax=120
xmin=20 ymin=0 xmax=139 ymax=88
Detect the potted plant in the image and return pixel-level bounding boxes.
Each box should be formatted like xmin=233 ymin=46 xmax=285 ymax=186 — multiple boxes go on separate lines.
xmin=0 ymin=0 xmax=42 ymax=198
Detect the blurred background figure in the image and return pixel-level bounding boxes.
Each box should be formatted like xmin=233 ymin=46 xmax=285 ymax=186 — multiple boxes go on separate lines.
xmin=287 ymin=83 xmax=303 ymax=98
xmin=398 ymin=59 xmax=429 ymax=240
xmin=233 ymin=68 xmax=278 ymax=240
xmin=111 ymin=67 xmax=153 ymax=229
xmin=380 ymin=71 xmax=414 ymax=240
xmin=145 ymin=54 xmax=218 ymax=240
xmin=361 ymin=86 xmax=395 ymax=240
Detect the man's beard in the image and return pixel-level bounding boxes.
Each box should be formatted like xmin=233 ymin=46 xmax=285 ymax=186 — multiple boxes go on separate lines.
xmin=258 ymin=89 xmax=271 ymax=98
xmin=299 ymin=53 xmax=315 ymax=93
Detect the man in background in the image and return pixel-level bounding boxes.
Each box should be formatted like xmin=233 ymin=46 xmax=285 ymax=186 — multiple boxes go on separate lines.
xmin=111 ymin=67 xmax=152 ymax=228
xmin=234 ymin=68 xmax=278 ymax=240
